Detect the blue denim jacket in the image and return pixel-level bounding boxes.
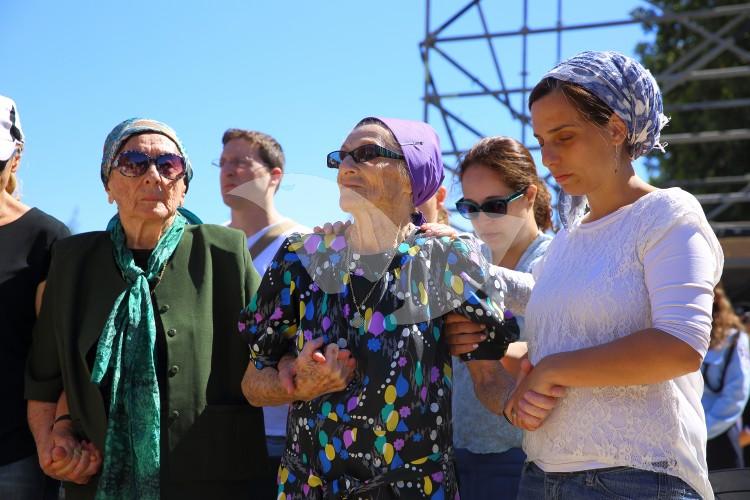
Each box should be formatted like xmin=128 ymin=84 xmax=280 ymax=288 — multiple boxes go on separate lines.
xmin=701 ymin=329 xmax=750 ymax=439
xmin=452 ymin=232 xmax=552 ymax=453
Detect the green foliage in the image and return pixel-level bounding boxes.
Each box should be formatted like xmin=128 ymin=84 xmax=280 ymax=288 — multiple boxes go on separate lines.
xmin=633 ymin=0 xmax=750 ymax=220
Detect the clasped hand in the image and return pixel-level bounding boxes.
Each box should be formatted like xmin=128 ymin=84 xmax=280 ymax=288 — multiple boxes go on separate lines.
xmin=444 ymin=313 xmax=565 ymax=431
xmin=38 ymin=420 xmax=102 ymax=484
xmin=278 ymin=337 xmax=357 ymax=402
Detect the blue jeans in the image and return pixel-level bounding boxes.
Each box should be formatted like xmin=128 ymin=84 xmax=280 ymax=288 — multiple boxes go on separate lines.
xmin=0 ymin=455 xmax=59 ymax=500
xmin=518 ymin=462 xmax=701 ymax=500
xmin=455 ymin=447 xmax=526 ymax=500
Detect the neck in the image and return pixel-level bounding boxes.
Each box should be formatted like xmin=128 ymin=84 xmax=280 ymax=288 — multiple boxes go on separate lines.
xmin=584 ymin=165 xmax=655 ymax=222
xmin=0 ymin=191 xmax=29 ymax=226
xmin=228 ymin=197 xmax=283 ymax=237
xmin=495 ymin=219 xmax=539 ymax=269
xmin=121 ymin=215 xmax=176 ymax=250
xmin=348 ymin=208 xmax=413 ymax=254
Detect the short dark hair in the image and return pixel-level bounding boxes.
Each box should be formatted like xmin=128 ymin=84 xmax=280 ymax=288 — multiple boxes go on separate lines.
xmin=221 ymin=129 xmax=285 ymax=171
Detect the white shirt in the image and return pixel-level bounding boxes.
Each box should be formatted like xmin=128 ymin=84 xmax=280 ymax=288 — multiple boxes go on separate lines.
xmin=496 ymin=188 xmax=723 ymax=500
xmin=246 ymin=220 xmax=310 ymax=438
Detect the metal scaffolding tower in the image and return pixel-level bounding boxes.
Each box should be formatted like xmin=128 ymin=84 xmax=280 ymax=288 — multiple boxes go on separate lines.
xmin=420 ymin=0 xmax=750 ymax=232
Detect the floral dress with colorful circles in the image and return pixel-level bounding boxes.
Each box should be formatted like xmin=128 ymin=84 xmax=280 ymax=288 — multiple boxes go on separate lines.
xmin=239 ymin=230 xmax=515 ymax=500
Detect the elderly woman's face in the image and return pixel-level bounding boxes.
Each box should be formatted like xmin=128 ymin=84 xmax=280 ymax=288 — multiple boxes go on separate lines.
xmin=336 ymin=124 xmax=411 ymax=215
xmin=106 ymin=133 xmax=187 ymax=223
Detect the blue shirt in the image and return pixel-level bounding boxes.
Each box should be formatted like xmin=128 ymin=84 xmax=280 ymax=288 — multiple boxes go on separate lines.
xmin=452 ymin=232 xmax=553 ymax=453
xmin=701 ymin=329 xmax=750 ymax=439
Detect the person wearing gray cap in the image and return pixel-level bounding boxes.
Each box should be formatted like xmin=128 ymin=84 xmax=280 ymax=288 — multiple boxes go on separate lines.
xmin=25 ymin=118 xmax=269 ymax=500
xmin=0 ymin=95 xmax=69 ymax=499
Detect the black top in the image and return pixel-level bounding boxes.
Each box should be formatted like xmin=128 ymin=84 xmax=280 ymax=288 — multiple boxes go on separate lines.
xmin=0 ymin=207 xmax=69 ymax=465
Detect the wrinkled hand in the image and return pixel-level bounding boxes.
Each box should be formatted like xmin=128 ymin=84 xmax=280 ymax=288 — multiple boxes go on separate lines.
xmin=39 ymin=421 xmax=102 ymax=484
xmin=419 ymin=222 xmax=458 ymax=239
xmin=504 ymin=359 xmax=566 ymax=431
xmin=314 ymin=220 xmax=351 ymax=235
xmin=291 ymin=337 xmax=357 ymax=401
xmin=444 ymin=313 xmax=486 ymax=356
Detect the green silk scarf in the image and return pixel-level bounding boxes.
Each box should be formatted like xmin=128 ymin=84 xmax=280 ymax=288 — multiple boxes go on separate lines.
xmin=91 ymin=213 xmax=186 ymax=500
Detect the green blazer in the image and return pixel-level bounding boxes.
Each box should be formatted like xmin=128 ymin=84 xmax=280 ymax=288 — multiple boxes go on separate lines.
xmin=26 ymin=224 xmax=268 ymax=498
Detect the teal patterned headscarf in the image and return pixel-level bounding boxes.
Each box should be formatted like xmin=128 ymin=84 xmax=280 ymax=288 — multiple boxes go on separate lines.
xmin=92 ymin=118 xmax=198 ymax=499
xmin=100 ymin=117 xmax=194 ymax=187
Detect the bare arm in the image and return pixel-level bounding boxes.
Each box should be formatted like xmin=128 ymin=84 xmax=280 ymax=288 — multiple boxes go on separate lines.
xmin=29 ymin=394 xmax=102 ymax=484
xmin=35 ymin=281 xmax=46 ymax=316
xmin=531 ymin=328 xmax=700 ymax=389
xmin=505 ymin=328 xmax=702 ymax=427
xmin=27 ymin=399 xmax=56 ymax=453
xmin=466 ymin=360 xmax=517 ymax=415
xmin=500 ymin=342 xmax=528 ymax=377
xmin=242 ymin=359 xmax=296 ymax=407
xmin=243 ymin=338 xmax=356 ymax=406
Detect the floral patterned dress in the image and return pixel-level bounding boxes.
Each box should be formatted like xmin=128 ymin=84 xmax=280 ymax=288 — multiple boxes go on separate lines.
xmin=239 ymin=230 xmax=516 ymax=500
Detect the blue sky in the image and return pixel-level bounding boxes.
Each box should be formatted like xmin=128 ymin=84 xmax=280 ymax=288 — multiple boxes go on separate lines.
xmin=3 ymin=1 xmax=653 ymax=233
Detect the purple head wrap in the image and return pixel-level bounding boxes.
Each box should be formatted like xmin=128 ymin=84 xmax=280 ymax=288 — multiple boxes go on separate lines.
xmin=365 ymin=117 xmax=445 ymax=225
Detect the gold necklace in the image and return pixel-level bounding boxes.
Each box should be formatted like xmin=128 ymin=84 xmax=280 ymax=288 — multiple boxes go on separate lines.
xmin=150 ymin=261 xmax=169 ymax=295
xmin=347 ymin=224 xmax=407 ymax=329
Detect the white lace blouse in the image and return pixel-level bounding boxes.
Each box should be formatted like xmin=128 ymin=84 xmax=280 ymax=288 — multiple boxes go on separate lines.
xmin=494 ymin=188 xmax=723 ymax=500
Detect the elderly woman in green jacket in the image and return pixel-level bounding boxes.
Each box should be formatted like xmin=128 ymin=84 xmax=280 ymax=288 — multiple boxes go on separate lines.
xmin=25 ymin=119 xmax=269 ymax=500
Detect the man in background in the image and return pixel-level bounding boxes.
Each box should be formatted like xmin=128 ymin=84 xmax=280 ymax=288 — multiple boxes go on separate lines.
xmin=217 ymin=128 xmax=308 ymax=495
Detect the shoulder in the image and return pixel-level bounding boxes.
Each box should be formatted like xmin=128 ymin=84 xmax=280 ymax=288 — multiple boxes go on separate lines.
xmin=420 ymin=232 xmax=488 ymax=268
xmin=629 ymin=188 xmax=711 ymax=240
xmin=280 ymin=231 xmax=347 ymax=255
xmin=632 ymin=188 xmax=721 ymax=265
xmin=633 ymin=187 xmax=703 ymax=219
xmin=24 ymin=208 xmax=71 ymax=240
xmin=53 ymin=230 xmax=108 ymax=256
xmin=184 ymin=223 xmax=247 ymax=250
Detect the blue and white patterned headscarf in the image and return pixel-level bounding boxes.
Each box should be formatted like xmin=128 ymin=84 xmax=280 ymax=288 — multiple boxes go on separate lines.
xmin=541 ymin=51 xmax=668 ymax=228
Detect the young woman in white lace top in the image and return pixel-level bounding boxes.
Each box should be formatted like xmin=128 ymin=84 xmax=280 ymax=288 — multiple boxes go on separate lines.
xmin=445 ymin=51 xmax=723 ymax=499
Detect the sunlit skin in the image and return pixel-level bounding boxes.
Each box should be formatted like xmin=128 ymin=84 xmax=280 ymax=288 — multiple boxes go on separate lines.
xmin=242 ymin=123 xmax=413 ymax=410
xmin=220 ymin=137 xmax=285 ymax=237
xmin=460 ymin=164 xmax=539 ymax=269
xmin=219 ymin=138 xmax=281 ymax=208
xmin=0 ymin=149 xmax=28 ymax=225
xmin=106 ymin=133 xmax=186 ymax=249
xmin=530 ymin=90 xmax=654 ymax=221
xmin=337 ymin=123 xmax=413 ymax=253
xmin=417 ymin=185 xmax=447 ymax=224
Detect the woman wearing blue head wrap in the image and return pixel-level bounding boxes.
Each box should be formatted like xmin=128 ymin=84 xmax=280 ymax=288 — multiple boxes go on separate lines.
xmin=445 ymin=51 xmax=723 ymax=499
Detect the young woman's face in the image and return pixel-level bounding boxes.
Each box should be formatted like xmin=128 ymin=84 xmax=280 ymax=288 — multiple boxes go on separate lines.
xmin=531 ymin=90 xmax=623 ymax=197
xmin=460 ymin=163 xmax=534 ymax=249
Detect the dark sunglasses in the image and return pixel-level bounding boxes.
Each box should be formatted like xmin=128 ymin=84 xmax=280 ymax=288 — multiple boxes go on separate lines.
xmin=455 ymin=187 xmax=527 ymax=219
xmin=113 ymin=150 xmax=186 ymax=180
xmin=326 ymin=144 xmax=405 ymax=169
